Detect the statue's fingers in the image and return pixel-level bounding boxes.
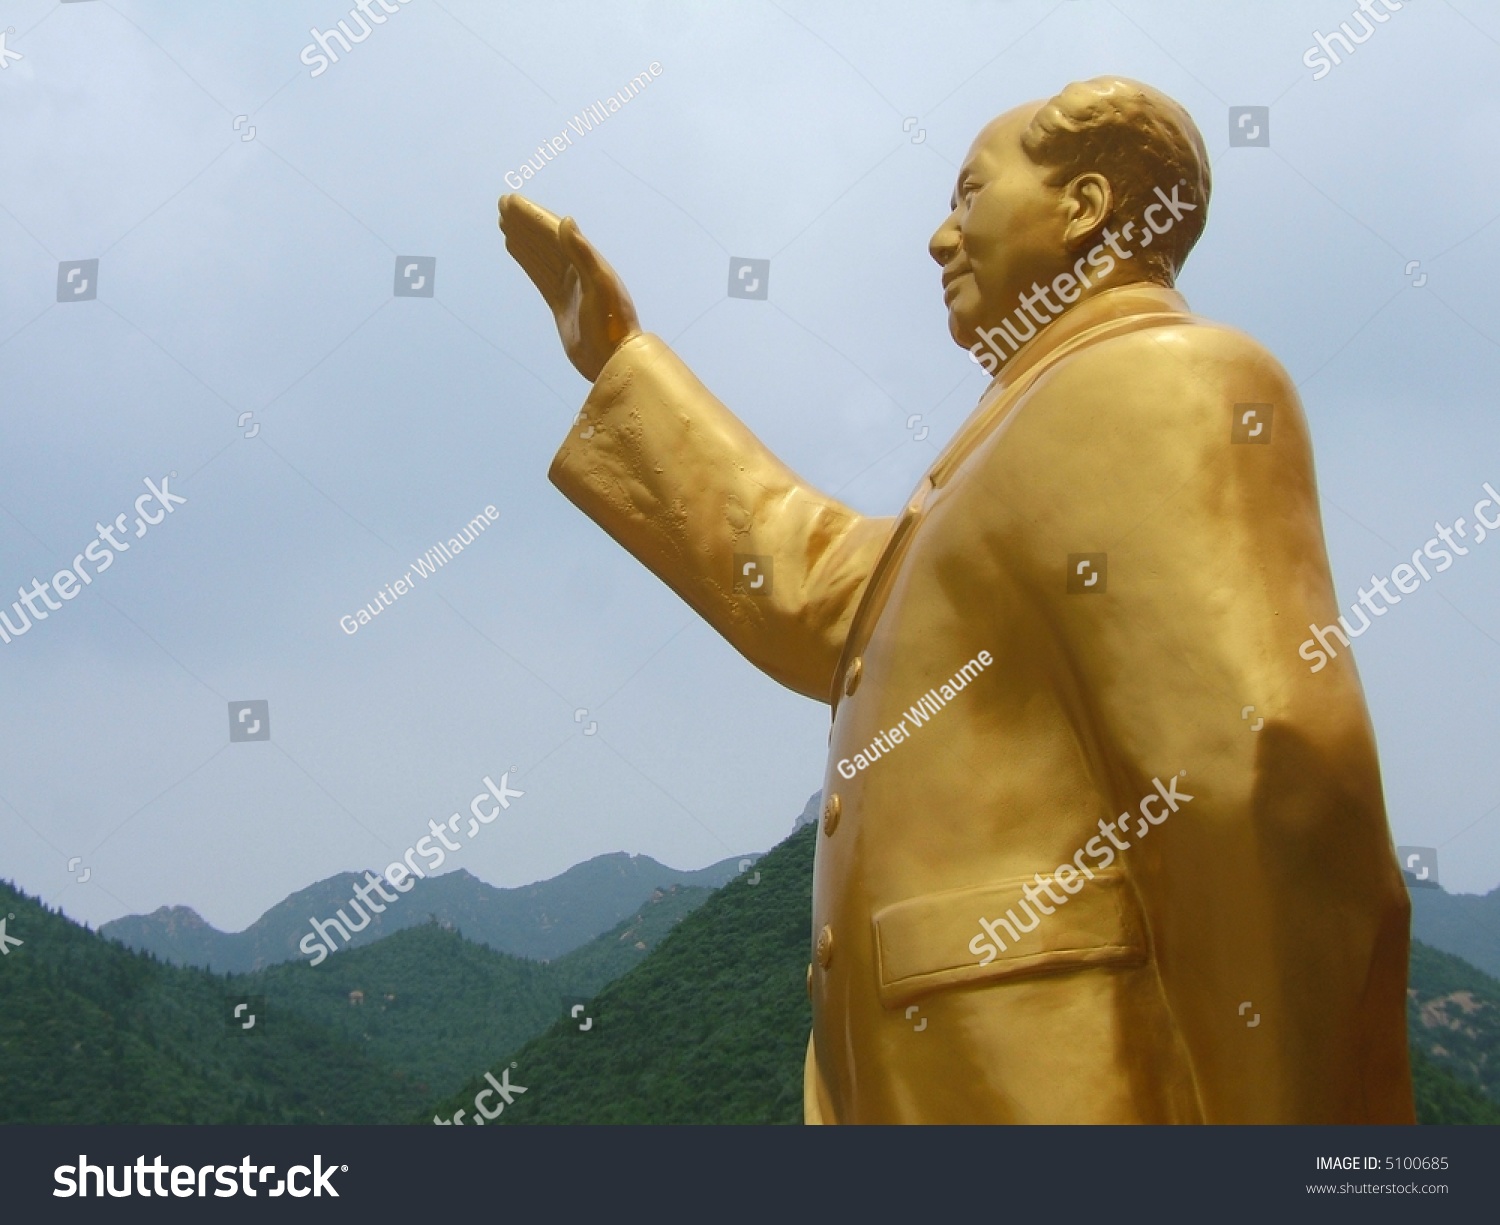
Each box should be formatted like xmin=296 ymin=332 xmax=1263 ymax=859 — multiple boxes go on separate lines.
xmin=499 ymin=195 xmax=567 ymax=263
xmin=504 ymin=243 xmax=572 ymax=314
xmin=504 ymin=229 xmax=569 ymax=300
xmin=499 ymin=195 xmax=572 ymax=307
xmin=559 ymin=217 xmax=626 ymax=302
xmin=499 ymin=192 xmax=563 ymax=233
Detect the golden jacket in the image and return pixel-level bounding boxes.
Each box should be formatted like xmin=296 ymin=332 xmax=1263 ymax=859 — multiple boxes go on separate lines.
xmin=548 ymin=283 xmax=1414 ymax=1124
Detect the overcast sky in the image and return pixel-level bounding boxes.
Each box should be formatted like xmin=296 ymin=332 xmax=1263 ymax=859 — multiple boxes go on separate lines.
xmin=2 ymin=0 xmax=1499 ymax=933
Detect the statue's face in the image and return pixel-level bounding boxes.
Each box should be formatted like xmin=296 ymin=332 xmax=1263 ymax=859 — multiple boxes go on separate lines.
xmin=930 ymin=105 xmax=1071 ymax=353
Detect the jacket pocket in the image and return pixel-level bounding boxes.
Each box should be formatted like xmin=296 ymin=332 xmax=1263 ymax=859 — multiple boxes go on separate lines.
xmin=871 ymin=868 xmax=1148 ymax=1009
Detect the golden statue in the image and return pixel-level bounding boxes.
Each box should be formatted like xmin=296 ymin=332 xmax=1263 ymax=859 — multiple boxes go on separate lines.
xmin=499 ymin=76 xmax=1414 ymax=1124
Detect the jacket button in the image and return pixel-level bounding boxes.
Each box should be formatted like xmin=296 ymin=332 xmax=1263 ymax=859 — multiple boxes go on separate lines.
xmin=822 ymin=793 xmax=841 ymax=836
xmin=843 ymin=657 xmax=863 ymax=696
xmin=816 ymin=924 xmax=834 ymax=968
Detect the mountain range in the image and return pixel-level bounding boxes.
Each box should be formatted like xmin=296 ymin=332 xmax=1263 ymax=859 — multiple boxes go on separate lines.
xmin=101 ymin=798 xmax=1500 ymax=994
xmin=99 ymin=851 xmax=751 ymax=973
xmin=1410 ymin=881 xmax=1500 ymax=980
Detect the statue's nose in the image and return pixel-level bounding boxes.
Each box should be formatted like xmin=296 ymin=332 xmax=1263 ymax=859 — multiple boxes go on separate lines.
xmin=929 ymin=218 xmax=960 ymax=266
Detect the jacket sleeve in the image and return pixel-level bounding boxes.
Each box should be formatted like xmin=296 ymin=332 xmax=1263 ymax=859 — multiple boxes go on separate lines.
xmin=549 ymin=333 xmax=894 ymax=702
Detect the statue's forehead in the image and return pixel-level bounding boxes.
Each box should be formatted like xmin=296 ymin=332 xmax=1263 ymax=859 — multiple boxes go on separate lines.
xmin=959 ymin=103 xmax=1043 ymax=180
xmin=950 ymin=105 xmax=1042 ymax=208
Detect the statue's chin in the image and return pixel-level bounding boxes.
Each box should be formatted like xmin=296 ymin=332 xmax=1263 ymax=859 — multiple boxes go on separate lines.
xmin=945 ymin=309 xmax=975 ymax=351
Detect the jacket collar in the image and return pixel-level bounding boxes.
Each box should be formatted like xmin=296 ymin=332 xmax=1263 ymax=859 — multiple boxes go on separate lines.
xmin=986 ymin=281 xmax=1192 ymax=395
xmin=830 ymin=283 xmax=1192 ymax=705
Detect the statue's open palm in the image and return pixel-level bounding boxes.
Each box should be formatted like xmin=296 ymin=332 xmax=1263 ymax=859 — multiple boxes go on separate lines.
xmin=498 ymin=193 xmax=641 ymax=382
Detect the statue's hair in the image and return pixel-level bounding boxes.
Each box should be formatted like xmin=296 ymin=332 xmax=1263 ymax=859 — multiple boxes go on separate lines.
xmin=1021 ymin=77 xmax=1210 ymax=284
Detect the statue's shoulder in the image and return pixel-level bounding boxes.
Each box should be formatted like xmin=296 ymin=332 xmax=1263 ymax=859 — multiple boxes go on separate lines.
xmin=1014 ymin=310 xmax=1308 ymax=463
xmin=1079 ymin=310 xmax=1290 ymax=385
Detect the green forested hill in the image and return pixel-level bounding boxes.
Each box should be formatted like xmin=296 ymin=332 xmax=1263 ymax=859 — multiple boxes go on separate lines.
xmin=0 ymin=880 xmax=425 ymax=1123
xmin=1407 ymin=938 xmax=1500 ymax=1105
xmin=1411 ymin=1046 xmax=1500 ymax=1124
xmin=432 ymin=824 xmax=816 ymax=1124
xmin=242 ymin=885 xmax=710 ymax=1098
xmin=434 ymin=824 xmax=1500 ymax=1126
xmin=0 ymin=877 xmax=706 ymax=1121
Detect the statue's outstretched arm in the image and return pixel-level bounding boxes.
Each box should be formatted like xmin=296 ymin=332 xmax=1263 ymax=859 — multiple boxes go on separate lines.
xmin=500 ymin=194 xmax=893 ymax=701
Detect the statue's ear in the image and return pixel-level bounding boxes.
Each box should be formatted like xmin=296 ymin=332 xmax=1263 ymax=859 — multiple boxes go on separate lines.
xmin=1062 ymin=173 xmax=1113 ymax=250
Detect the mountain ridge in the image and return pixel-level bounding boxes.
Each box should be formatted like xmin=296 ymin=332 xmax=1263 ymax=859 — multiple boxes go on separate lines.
xmin=100 ymin=850 xmax=753 ymax=973
xmin=1410 ymin=883 xmax=1500 ymax=980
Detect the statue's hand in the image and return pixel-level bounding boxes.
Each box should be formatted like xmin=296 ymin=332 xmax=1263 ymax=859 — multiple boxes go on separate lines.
xmin=498 ymin=193 xmax=641 ymax=382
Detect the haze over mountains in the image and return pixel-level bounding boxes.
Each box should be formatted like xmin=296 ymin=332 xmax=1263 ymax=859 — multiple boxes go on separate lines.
xmin=1409 ymin=882 xmax=1500 ymax=980
xmin=100 ymin=793 xmax=827 ymax=974
xmin=100 ymin=851 xmax=752 ymax=973
xmin=102 ymin=785 xmax=1500 ymax=985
